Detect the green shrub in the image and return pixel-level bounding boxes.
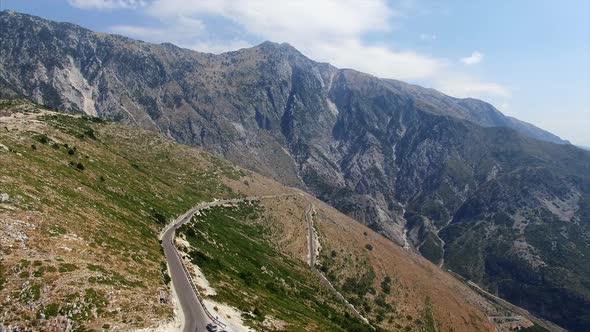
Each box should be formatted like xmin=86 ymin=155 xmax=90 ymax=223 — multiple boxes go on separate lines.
xmin=43 ymin=303 xmax=59 ymax=318
xmin=34 ymin=134 xmax=49 ymax=144
xmin=160 ymin=262 xmax=171 ymax=285
xmin=151 ymin=209 xmax=167 ymax=224
xmin=84 ymin=128 xmax=96 ymax=139
xmin=58 ymin=263 xmax=78 ymax=272
xmin=381 ymin=276 xmax=392 ymax=294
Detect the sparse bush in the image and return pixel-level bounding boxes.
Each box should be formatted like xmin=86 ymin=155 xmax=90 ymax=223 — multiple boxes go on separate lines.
xmin=76 ymin=162 xmax=85 ymax=171
xmin=185 ymin=226 xmax=196 ymax=237
xmin=265 ymin=281 xmax=280 ymax=293
xmin=59 ymin=263 xmax=78 ymax=272
xmin=381 ymin=276 xmax=392 ymax=294
xmin=375 ymin=294 xmax=390 ymax=308
xmin=252 ymin=307 xmax=264 ymax=320
xmin=43 ymin=303 xmax=59 ymax=318
xmin=84 ymin=128 xmax=96 ymax=139
xmin=376 ymin=310 xmax=385 ymax=322
xmin=160 ymin=262 xmax=171 ymax=285
xmin=31 ymin=144 xmax=36 ymax=150
xmin=34 ymin=134 xmax=49 ymax=144
xmin=342 ymin=271 xmax=376 ymax=297
xmin=67 ymin=148 xmax=75 ymax=155
xmin=238 ymin=271 xmax=256 ymax=286
xmin=151 ymin=209 xmax=167 ymax=224
xmin=365 ymin=244 xmax=373 ymax=251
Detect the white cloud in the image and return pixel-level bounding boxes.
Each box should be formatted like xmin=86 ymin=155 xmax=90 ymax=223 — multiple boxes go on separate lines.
xmin=68 ymin=0 xmax=146 ymax=10
xmin=110 ymin=15 xmax=205 ymax=46
xmin=461 ymin=51 xmax=483 ymax=65
xmin=310 ymin=39 xmax=443 ymax=80
xmin=109 ymin=25 xmax=163 ymax=38
xmin=435 ymin=75 xmax=511 ymax=98
xmin=146 ymin=0 xmax=394 ymax=42
xmin=70 ymin=0 xmax=510 ymax=98
xmin=189 ymin=40 xmax=252 ymax=54
xmin=419 ymin=33 xmax=436 ymax=41
xmin=140 ymin=0 xmax=443 ymax=80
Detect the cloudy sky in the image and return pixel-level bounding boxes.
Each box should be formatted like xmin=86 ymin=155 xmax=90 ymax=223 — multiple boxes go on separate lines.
xmin=4 ymin=0 xmax=590 ymax=146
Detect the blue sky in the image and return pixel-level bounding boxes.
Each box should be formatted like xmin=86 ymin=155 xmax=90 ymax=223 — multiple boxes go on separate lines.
xmin=3 ymin=0 xmax=589 ymax=146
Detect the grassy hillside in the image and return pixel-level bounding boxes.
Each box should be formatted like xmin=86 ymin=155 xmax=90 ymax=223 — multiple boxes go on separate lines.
xmin=178 ymin=201 xmax=371 ymax=331
xmin=0 ymin=100 xmax=532 ymax=331
xmin=0 ymin=99 xmax=241 ymax=330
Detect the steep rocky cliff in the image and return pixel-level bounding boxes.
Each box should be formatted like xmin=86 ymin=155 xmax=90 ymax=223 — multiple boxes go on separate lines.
xmin=1 ymin=11 xmax=589 ymax=331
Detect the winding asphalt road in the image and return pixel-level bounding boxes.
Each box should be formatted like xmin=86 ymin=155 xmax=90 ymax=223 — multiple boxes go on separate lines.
xmin=161 ymin=206 xmax=211 ymax=332
xmin=160 ymin=199 xmax=244 ymax=332
xmin=160 ymin=194 xmax=297 ymax=331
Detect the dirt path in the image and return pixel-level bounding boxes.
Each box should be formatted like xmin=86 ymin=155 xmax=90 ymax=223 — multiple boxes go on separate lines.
xmin=303 ymin=202 xmax=373 ymax=328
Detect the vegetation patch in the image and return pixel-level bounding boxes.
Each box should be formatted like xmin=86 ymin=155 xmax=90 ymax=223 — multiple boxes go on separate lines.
xmin=179 ymin=202 xmax=373 ymax=332
xmin=0 ymin=101 xmax=245 ymax=331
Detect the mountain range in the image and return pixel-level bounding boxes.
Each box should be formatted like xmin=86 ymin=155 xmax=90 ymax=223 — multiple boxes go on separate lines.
xmin=1 ymin=10 xmax=589 ymax=331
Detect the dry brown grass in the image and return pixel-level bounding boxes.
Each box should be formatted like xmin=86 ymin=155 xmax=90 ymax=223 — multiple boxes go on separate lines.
xmin=227 ymin=183 xmax=499 ymax=331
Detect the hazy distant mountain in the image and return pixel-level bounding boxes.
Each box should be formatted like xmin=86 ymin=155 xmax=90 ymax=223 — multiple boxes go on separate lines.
xmin=1 ymin=10 xmax=589 ymax=331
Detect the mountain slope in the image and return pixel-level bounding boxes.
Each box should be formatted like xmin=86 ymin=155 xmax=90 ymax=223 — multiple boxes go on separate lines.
xmin=0 ymin=99 xmax=514 ymax=331
xmin=1 ymin=11 xmax=589 ymax=331
xmin=0 ymin=100 xmax=242 ymax=330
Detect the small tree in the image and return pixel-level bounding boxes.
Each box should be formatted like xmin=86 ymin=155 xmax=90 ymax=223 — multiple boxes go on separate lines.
xmin=151 ymin=209 xmax=167 ymax=225
xmin=36 ymin=134 xmax=49 ymax=144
